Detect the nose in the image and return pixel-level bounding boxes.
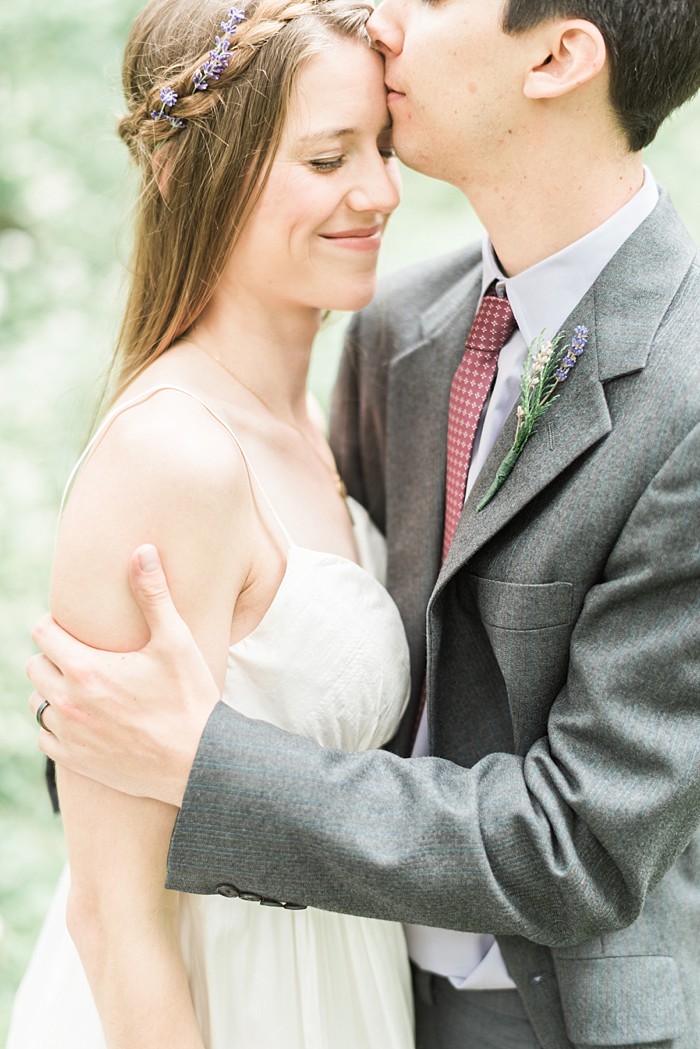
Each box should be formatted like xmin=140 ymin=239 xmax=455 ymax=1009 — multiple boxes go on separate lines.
xmin=367 ymin=0 xmax=403 ymax=57
xmin=347 ymin=153 xmax=401 ymax=217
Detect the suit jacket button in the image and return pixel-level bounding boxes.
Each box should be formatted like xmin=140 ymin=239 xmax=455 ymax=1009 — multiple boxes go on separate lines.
xmin=282 ymin=901 xmax=307 ymax=910
xmin=216 ymin=883 xmax=240 ymax=898
xmin=239 ymin=891 xmax=263 ymax=903
xmin=260 ymin=898 xmax=284 ymax=907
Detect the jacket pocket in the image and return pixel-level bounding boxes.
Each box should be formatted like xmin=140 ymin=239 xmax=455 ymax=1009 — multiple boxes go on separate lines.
xmin=466 ymin=575 xmax=573 ymax=631
xmin=555 ymin=955 xmax=684 ymax=1045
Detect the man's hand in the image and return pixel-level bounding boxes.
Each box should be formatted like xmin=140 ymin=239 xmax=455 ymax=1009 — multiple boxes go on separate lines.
xmin=27 ymin=545 xmax=220 ymax=806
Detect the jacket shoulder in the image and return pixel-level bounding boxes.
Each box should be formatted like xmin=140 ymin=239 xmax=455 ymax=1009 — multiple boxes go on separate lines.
xmin=348 ymin=242 xmax=482 ymax=362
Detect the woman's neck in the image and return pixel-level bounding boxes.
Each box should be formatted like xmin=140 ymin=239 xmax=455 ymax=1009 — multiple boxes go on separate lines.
xmin=191 ymin=290 xmax=322 ymax=425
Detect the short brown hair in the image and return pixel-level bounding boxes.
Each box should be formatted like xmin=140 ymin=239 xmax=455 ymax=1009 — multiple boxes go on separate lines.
xmin=502 ymin=0 xmax=700 ymax=151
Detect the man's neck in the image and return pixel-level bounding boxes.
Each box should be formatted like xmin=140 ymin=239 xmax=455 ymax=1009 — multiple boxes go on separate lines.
xmin=465 ymin=151 xmax=645 ymax=277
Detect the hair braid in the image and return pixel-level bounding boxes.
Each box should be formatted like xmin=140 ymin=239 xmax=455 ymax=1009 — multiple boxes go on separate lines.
xmin=119 ymin=0 xmax=323 ymax=156
xmin=106 ymin=0 xmax=372 ymax=406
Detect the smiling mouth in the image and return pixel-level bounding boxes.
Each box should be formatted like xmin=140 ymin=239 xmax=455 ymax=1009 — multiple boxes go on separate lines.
xmin=321 ymin=227 xmax=381 ymax=240
xmin=319 ymin=227 xmax=383 ymax=252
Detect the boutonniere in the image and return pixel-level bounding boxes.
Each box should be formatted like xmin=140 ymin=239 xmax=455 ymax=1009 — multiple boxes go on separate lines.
xmin=476 ymin=324 xmax=589 ymax=512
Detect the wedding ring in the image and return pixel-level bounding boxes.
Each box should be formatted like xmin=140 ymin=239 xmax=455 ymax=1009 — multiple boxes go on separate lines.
xmin=36 ymin=699 xmax=51 ymax=732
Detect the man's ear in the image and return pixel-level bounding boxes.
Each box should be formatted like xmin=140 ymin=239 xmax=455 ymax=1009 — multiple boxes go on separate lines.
xmin=524 ymin=20 xmax=607 ymax=99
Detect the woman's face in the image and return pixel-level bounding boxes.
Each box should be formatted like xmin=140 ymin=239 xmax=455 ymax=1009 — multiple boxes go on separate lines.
xmin=224 ymin=35 xmax=401 ymax=315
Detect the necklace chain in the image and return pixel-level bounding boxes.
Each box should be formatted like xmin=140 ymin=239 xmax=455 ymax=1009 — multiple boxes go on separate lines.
xmin=181 ymin=336 xmax=348 ymax=500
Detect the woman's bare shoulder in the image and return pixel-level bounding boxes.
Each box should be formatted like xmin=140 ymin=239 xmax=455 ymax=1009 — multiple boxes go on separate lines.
xmin=53 ymin=388 xmax=255 ymax=653
xmin=99 ymin=386 xmax=252 ymax=493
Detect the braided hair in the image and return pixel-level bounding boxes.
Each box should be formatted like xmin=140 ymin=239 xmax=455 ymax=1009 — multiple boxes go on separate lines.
xmin=106 ymin=0 xmax=372 ymax=402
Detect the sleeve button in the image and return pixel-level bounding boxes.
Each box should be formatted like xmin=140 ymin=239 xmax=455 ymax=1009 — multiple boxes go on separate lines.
xmin=260 ymin=898 xmax=284 ymax=907
xmin=239 ymin=891 xmax=263 ymax=903
xmin=282 ymin=901 xmax=307 ymax=910
xmin=216 ymin=883 xmax=240 ymax=898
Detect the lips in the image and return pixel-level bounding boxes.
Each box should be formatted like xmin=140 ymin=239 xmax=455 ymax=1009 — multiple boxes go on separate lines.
xmin=385 ymin=81 xmax=405 ymax=100
xmin=319 ymin=226 xmax=383 ymax=253
xmin=321 ymin=226 xmax=381 ymax=239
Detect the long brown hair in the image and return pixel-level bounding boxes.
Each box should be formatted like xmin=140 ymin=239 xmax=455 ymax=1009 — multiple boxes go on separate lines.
xmin=107 ymin=0 xmax=371 ymax=403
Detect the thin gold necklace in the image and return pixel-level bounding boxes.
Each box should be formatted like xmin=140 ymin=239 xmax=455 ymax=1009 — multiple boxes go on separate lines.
xmin=181 ymin=336 xmax=348 ymax=501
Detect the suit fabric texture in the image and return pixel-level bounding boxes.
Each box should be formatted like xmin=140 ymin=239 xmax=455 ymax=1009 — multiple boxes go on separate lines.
xmin=167 ymin=193 xmax=700 ymax=1048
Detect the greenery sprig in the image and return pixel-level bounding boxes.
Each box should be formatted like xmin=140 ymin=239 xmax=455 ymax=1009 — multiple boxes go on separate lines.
xmin=476 ymin=324 xmax=588 ymax=512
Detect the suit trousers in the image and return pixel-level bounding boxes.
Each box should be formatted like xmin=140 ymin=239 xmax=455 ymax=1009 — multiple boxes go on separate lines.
xmin=413 ymin=965 xmax=542 ymax=1049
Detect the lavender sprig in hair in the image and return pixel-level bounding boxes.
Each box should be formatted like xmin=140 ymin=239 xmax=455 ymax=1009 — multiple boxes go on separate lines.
xmin=151 ymin=7 xmax=246 ymax=129
xmin=150 ymin=87 xmax=185 ymax=129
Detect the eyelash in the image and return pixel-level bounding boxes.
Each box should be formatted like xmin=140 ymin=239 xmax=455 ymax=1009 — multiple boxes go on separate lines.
xmin=309 ymin=147 xmax=397 ymax=173
xmin=310 ymin=157 xmax=345 ymax=172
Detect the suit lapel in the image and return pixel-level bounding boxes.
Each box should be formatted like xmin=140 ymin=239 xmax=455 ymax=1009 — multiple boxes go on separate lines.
xmin=382 ymin=193 xmax=696 ymax=754
xmin=433 ymin=193 xmax=698 ymax=598
xmin=384 ymin=264 xmax=482 ymax=592
xmin=383 ymin=261 xmax=481 ymax=746
xmin=439 ymin=303 xmax=611 ymax=583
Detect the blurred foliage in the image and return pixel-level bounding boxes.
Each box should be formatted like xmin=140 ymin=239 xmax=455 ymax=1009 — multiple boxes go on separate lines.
xmin=1 ymin=0 xmax=699 ymax=1039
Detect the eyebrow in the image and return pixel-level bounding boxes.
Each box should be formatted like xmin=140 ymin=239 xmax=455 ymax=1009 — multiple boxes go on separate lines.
xmin=298 ymin=122 xmax=393 ymax=144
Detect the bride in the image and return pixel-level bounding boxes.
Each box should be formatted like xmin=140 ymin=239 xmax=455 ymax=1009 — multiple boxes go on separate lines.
xmin=8 ymin=0 xmax=413 ymax=1045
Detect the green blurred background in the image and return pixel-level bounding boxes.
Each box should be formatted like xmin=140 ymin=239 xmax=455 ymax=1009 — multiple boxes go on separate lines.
xmin=2 ymin=0 xmax=699 ymax=1037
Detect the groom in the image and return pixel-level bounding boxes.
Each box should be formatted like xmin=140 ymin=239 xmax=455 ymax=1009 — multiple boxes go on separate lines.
xmin=28 ymin=0 xmax=700 ymax=1045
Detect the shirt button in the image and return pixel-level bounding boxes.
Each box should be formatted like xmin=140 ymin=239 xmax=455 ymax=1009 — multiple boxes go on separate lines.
xmin=216 ymin=883 xmax=240 ymax=898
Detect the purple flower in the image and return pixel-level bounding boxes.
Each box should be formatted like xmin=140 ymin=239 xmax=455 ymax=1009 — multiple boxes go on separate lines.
xmin=223 ymin=7 xmax=246 ymax=28
xmin=153 ymin=8 xmax=247 ymax=121
xmin=570 ymin=325 xmax=588 ymax=355
xmin=192 ymin=67 xmax=208 ymax=90
xmin=150 ymin=109 xmax=184 ymax=129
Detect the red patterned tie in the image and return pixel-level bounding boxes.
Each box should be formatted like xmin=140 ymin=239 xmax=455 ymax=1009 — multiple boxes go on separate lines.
xmin=410 ymin=286 xmax=516 ymax=752
xmin=442 ymin=285 xmax=517 ymax=560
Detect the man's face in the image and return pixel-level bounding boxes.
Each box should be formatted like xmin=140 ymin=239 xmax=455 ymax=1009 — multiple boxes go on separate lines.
xmin=368 ymin=0 xmax=531 ymax=187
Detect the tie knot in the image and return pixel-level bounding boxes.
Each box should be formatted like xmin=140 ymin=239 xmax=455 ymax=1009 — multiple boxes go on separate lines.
xmin=466 ymin=290 xmax=517 ymax=357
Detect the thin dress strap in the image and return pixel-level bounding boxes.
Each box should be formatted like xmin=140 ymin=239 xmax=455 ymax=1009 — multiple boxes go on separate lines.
xmin=59 ymin=385 xmax=295 ymax=547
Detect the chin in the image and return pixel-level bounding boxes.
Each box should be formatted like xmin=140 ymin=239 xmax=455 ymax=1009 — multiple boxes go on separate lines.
xmin=323 ymin=278 xmax=379 ymax=314
xmin=394 ymin=133 xmax=442 ymax=181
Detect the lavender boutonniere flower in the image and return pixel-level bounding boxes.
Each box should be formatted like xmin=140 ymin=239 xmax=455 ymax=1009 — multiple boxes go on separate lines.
xmin=476 ymin=324 xmax=589 ymax=512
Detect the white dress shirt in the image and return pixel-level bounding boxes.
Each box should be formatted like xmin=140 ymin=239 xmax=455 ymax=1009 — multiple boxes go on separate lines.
xmin=406 ymin=168 xmax=659 ymax=990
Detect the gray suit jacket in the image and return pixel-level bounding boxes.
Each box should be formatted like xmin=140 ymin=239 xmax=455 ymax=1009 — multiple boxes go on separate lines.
xmin=167 ymin=193 xmax=700 ymax=1048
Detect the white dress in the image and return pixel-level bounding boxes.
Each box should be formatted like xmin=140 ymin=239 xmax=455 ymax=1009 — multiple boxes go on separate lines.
xmin=8 ymin=387 xmax=414 ymax=1049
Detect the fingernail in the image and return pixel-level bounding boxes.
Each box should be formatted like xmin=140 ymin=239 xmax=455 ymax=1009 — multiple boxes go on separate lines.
xmin=137 ymin=545 xmax=160 ymax=572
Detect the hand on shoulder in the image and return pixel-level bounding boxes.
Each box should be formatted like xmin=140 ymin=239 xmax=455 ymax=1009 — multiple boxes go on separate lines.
xmin=53 ymin=387 xmax=255 ymax=683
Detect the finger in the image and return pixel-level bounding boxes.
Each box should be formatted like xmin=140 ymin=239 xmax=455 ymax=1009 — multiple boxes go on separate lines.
xmin=31 ymin=613 xmax=96 ymax=675
xmin=29 ymin=691 xmax=59 ymax=740
xmin=37 ymin=722 xmax=62 ymax=762
xmin=128 ymin=544 xmax=188 ymax=643
xmin=26 ymin=652 xmax=65 ymax=694
xmin=28 ymin=690 xmax=43 ymax=720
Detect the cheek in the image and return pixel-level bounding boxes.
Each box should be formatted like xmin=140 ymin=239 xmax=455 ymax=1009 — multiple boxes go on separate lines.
xmin=263 ymin=175 xmax=325 ymax=244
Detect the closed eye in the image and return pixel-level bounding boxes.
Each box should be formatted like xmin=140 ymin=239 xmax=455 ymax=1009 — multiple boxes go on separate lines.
xmin=309 ymin=156 xmax=346 ymax=172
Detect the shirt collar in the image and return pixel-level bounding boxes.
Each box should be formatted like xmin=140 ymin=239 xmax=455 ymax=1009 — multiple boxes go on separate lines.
xmin=480 ymin=167 xmax=659 ymax=347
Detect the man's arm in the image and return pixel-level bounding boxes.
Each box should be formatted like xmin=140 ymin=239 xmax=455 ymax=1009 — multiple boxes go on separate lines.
xmin=31 ymin=420 xmax=700 ymax=946
xmin=166 ymin=420 xmax=700 ymax=944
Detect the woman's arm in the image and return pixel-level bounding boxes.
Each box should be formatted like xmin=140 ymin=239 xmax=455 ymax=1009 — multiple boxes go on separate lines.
xmin=52 ymin=391 xmax=254 ymax=1049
